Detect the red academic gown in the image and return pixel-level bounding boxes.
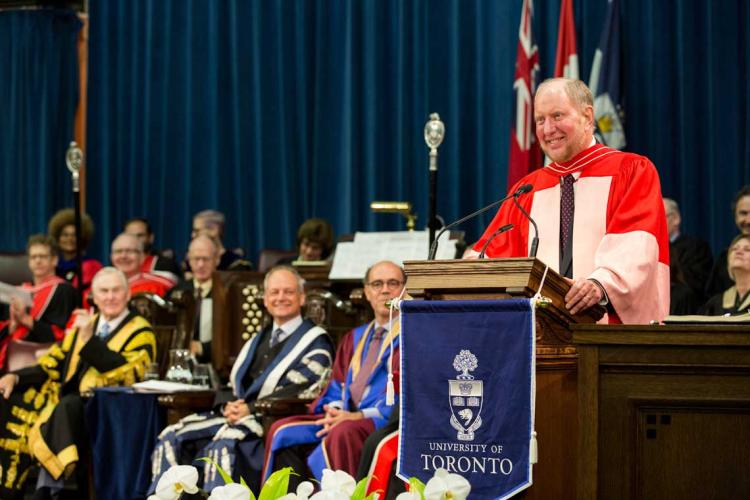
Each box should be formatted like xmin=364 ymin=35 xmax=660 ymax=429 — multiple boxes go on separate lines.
xmin=474 ymin=143 xmax=670 ymax=324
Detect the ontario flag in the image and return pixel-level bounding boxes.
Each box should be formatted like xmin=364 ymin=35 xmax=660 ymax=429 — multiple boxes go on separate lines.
xmin=507 ymin=0 xmax=541 ymax=187
xmin=553 ymin=0 xmax=579 ymax=79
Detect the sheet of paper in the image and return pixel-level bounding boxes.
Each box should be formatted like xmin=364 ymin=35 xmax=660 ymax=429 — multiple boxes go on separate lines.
xmin=328 ymin=231 xmax=460 ymax=280
xmin=0 ymin=282 xmax=32 ymax=307
xmin=132 ymin=380 xmax=209 ymax=392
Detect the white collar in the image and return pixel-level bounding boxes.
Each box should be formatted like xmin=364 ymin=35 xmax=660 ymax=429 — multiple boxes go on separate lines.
xmin=272 ymin=315 xmax=304 ymax=344
xmin=98 ymin=308 xmax=130 ymax=335
xmin=192 ymin=279 xmax=212 ymax=298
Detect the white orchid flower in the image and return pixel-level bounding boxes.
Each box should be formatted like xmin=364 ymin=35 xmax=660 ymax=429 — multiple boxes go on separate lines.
xmin=278 ymin=481 xmax=315 ymax=500
xmin=423 ymin=469 xmax=471 ymax=500
xmin=308 ymin=469 xmax=357 ymax=499
xmin=395 ymin=492 xmax=422 ymax=500
xmin=207 ymin=482 xmax=252 ymax=500
xmin=309 ymin=492 xmax=342 ymax=500
xmin=148 ymin=465 xmax=199 ymax=500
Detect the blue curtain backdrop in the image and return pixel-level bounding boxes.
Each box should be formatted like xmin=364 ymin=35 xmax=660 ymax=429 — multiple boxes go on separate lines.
xmin=0 ymin=9 xmax=81 ymax=249
xmin=16 ymin=0 xmax=748 ymax=265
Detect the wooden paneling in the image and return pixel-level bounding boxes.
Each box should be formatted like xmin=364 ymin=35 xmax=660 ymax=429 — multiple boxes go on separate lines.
xmin=574 ymin=325 xmax=750 ymax=500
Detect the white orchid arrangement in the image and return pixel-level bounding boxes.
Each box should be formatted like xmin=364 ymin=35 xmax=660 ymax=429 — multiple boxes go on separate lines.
xmin=149 ymin=461 xmax=471 ymax=500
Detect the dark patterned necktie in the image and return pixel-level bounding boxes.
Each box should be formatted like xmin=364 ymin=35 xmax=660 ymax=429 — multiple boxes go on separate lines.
xmin=193 ymin=289 xmax=202 ymax=340
xmin=559 ymin=174 xmax=575 ymax=278
xmin=349 ymin=327 xmax=386 ymax=408
xmin=269 ymin=328 xmax=284 ymax=348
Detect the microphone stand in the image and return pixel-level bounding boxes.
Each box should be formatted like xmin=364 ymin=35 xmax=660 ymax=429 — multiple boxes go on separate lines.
xmin=66 ymin=142 xmax=84 ymax=304
xmin=428 ymin=185 xmax=526 ymax=260
xmin=478 ymin=224 xmax=514 ymax=258
xmin=512 ymin=196 xmax=539 ymax=257
xmin=424 ymin=113 xmax=445 ymax=253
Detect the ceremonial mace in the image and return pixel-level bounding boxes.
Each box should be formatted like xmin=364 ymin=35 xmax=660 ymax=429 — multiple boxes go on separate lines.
xmin=424 ymin=113 xmax=445 ymax=251
xmin=66 ymin=142 xmax=84 ymax=303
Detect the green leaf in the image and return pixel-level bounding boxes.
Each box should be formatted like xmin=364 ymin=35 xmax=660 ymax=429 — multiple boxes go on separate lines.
xmin=258 ymin=467 xmax=293 ymax=500
xmin=197 ymin=457 xmax=234 ymax=485
xmin=409 ymin=477 xmax=426 ymax=496
xmin=350 ymin=476 xmax=369 ymax=500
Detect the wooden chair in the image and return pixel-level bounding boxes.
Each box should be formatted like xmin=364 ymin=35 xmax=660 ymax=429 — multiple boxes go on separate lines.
xmin=129 ymin=292 xmax=191 ymax=378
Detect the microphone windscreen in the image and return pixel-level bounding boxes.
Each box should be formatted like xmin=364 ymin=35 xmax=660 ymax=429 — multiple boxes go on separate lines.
xmin=516 ymin=184 xmax=533 ymax=195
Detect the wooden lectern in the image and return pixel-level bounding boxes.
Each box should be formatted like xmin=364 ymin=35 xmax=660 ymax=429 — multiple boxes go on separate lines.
xmin=403 ymin=257 xmax=603 ymax=500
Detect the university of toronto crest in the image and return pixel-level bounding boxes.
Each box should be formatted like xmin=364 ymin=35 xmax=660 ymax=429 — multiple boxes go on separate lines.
xmin=449 ymin=349 xmax=483 ymax=441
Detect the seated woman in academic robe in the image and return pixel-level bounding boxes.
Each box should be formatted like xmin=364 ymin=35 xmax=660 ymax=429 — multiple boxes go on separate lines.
xmin=699 ymin=234 xmax=750 ymax=316
xmin=0 ymin=267 xmax=156 ymax=499
xmin=149 ymin=266 xmax=334 ymax=493
xmin=0 ymin=234 xmax=77 ymax=371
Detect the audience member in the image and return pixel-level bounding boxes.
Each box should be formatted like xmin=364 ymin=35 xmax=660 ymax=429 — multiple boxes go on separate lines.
xmin=705 ymin=186 xmax=750 ymax=297
xmin=0 ymin=235 xmax=77 ymax=370
xmin=668 ymin=247 xmax=702 ymax=315
xmin=150 ymin=266 xmax=334 ymax=493
xmin=700 ymin=234 xmax=750 ymax=316
xmin=167 ymin=234 xmax=221 ymax=363
xmin=91 ymin=233 xmax=176 ymax=304
xmin=187 ymin=209 xmax=252 ymax=273
xmin=123 ymin=217 xmax=180 ymax=281
xmin=263 ymin=260 xmax=404 ymax=490
xmin=0 ymin=267 xmax=156 ymax=498
xmin=663 ymin=198 xmax=713 ymax=303
xmin=47 ymin=208 xmax=103 ymax=292
xmin=279 ymin=218 xmax=335 ymax=264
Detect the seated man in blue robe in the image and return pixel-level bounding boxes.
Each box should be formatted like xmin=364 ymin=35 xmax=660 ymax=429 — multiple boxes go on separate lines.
xmin=261 ymin=260 xmax=405 ymax=489
xmin=149 ymin=265 xmax=334 ymax=492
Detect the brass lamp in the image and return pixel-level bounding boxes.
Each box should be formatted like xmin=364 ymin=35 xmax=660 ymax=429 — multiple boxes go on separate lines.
xmin=370 ymin=201 xmax=417 ymax=231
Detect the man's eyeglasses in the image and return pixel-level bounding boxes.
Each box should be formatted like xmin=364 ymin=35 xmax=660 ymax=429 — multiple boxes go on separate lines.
xmin=112 ymin=248 xmax=142 ymax=256
xmin=366 ymin=279 xmax=404 ymax=291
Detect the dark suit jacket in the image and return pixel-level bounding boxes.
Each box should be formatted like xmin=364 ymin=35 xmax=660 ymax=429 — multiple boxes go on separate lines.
xmin=167 ymin=280 xmax=213 ymax=364
xmin=671 ymin=233 xmax=713 ymax=302
xmin=704 ymin=247 xmax=733 ymax=299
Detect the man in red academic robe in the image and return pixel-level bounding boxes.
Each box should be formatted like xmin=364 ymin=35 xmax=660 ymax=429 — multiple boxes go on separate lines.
xmin=0 ymin=235 xmax=77 ymax=370
xmin=123 ymin=217 xmax=181 ymax=283
xmin=468 ymin=78 xmax=670 ymax=324
xmin=83 ymin=233 xmax=176 ymax=305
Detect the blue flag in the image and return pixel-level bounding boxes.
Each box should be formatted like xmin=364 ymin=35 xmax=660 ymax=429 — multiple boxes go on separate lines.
xmin=588 ymin=0 xmax=626 ymax=149
xmin=398 ymin=299 xmax=536 ymax=500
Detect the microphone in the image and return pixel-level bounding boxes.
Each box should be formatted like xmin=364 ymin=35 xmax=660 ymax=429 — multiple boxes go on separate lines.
xmin=512 ymin=195 xmax=539 ymax=257
xmin=478 ymin=223 xmax=514 ymax=258
xmin=428 ymin=183 xmax=533 ymax=260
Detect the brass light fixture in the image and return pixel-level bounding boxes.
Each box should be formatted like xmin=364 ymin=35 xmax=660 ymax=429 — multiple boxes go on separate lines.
xmin=370 ymin=201 xmax=417 ymax=231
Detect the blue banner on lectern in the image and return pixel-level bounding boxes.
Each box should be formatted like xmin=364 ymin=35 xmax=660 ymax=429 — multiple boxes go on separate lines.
xmin=398 ymin=299 xmax=535 ymax=500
